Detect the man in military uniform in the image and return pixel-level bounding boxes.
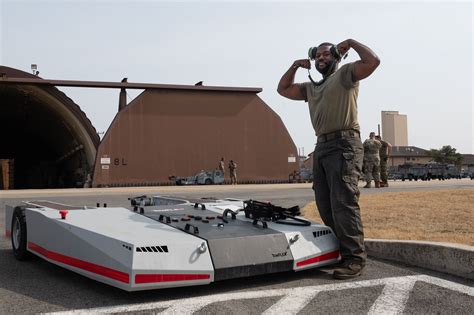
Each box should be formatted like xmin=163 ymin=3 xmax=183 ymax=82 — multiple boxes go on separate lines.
xmin=228 ymin=160 xmax=237 ymax=185
xmin=277 ymin=39 xmax=380 ymax=279
xmin=375 ymin=135 xmax=392 ymax=187
xmin=218 ymin=157 xmax=225 ymax=180
xmin=363 ymin=132 xmax=382 ymax=188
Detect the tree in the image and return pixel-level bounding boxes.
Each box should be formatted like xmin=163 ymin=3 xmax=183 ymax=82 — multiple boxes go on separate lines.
xmin=428 ymin=146 xmax=463 ymax=165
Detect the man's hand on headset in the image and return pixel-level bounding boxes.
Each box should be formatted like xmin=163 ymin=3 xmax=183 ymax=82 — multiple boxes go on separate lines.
xmin=292 ymin=59 xmax=311 ymax=70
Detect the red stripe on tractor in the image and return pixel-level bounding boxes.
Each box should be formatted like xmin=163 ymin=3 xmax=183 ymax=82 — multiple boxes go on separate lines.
xmin=28 ymin=242 xmax=129 ymax=284
xmin=296 ymin=250 xmax=340 ymax=267
xmin=135 ymin=273 xmax=211 ymax=284
xmin=5 ymin=230 xmax=11 ymax=238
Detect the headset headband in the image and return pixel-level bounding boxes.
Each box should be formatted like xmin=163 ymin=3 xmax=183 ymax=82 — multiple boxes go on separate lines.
xmin=308 ymin=44 xmax=344 ymax=61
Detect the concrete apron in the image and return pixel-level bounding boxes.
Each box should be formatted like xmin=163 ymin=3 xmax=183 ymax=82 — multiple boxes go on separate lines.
xmin=365 ymin=239 xmax=474 ymax=280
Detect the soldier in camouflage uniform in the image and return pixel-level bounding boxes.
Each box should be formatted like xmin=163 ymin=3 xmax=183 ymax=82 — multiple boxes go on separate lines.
xmin=229 ymin=160 xmax=237 ymax=185
xmin=375 ymin=135 xmax=392 ymax=187
xmin=363 ymin=132 xmax=382 ymax=188
xmin=218 ymin=157 xmax=225 ymax=180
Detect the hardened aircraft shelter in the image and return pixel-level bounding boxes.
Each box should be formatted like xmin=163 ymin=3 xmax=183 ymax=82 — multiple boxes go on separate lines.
xmin=0 ymin=65 xmax=299 ymax=189
xmin=0 ymin=66 xmax=100 ymax=189
xmin=93 ymin=85 xmax=299 ymax=187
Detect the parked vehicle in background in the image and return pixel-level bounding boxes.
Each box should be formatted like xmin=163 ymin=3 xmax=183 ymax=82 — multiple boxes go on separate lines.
xmin=398 ymin=164 xmax=428 ymax=181
xmin=169 ymin=170 xmax=224 ymax=185
xmin=387 ymin=172 xmax=402 ymax=181
xmin=289 ymin=168 xmax=313 ymax=183
xmin=300 ymin=168 xmax=313 ymax=182
xmin=469 ymin=166 xmax=474 ymax=180
xmin=426 ymin=163 xmax=447 ymax=180
xmin=395 ymin=163 xmax=462 ymax=181
xmin=446 ymin=164 xmax=462 ymax=179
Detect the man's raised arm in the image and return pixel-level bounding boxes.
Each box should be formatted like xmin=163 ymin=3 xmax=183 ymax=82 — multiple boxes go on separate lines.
xmin=277 ymin=59 xmax=310 ymax=100
xmin=337 ymin=39 xmax=380 ymax=82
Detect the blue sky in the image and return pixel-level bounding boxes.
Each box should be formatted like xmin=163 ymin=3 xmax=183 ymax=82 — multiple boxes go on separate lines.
xmin=1 ymin=0 xmax=473 ymax=154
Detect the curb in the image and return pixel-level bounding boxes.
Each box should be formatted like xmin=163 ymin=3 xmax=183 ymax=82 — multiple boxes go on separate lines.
xmin=365 ymin=239 xmax=474 ymax=280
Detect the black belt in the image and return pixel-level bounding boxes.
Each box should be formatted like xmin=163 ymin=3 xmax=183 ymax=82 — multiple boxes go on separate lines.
xmin=317 ymin=129 xmax=360 ymax=143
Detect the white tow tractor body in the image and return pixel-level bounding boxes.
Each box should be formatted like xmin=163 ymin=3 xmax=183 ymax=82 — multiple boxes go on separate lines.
xmin=5 ymin=197 xmax=339 ymax=291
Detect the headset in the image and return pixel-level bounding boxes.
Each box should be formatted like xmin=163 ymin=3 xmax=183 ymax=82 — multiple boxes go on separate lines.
xmin=307 ymin=43 xmax=348 ymax=86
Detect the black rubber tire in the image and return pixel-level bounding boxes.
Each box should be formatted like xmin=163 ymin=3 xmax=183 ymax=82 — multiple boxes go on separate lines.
xmin=204 ymin=178 xmax=213 ymax=185
xmin=11 ymin=207 xmax=32 ymax=261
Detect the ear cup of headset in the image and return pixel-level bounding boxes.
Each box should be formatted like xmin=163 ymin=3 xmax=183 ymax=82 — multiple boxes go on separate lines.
xmin=308 ymin=47 xmax=317 ymax=60
xmin=330 ymin=45 xmax=342 ymax=61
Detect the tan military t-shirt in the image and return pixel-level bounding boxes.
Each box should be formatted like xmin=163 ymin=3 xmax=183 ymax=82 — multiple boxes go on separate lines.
xmin=297 ymin=62 xmax=360 ymax=136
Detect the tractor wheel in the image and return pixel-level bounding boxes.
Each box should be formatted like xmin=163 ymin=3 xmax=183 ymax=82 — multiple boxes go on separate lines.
xmin=11 ymin=207 xmax=32 ymax=261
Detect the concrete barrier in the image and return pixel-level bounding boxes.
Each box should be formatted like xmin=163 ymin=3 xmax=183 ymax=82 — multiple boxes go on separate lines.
xmin=365 ymin=239 xmax=474 ymax=280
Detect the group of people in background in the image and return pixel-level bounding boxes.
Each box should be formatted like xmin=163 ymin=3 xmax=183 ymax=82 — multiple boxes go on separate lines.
xmin=218 ymin=157 xmax=237 ymax=185
xmin=362 ymin=132 xmax=392 ymax=188
xmin=218 ymin=132 xmax=391 ymax=188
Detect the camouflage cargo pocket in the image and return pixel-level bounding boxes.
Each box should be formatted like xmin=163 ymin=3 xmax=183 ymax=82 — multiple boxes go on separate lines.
xmin=342 ymin=152 xmax=359 ymax=185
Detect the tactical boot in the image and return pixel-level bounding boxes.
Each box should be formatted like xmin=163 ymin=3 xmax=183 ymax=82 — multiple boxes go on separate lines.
xmin=333 ymin=260 xmax=364 ymax=280
xmin=382 ymin=181 xmax=389 ymax=187
xmin=363 ymin=182 xmax=371 ymax=188
xmin=319 ymin=259 xmax=347 ymax=271
xmin=375 ymin=181 xmax=380 ymax=188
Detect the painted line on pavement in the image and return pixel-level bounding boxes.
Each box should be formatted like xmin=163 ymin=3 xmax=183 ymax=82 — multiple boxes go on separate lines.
xmin=43 ymin=275 xmax=473 ymax=315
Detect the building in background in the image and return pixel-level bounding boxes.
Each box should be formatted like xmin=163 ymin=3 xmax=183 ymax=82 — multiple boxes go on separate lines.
xmin=93 ymin=85 xmax=299 ymax=187
xmin=381 ymin=111 xmax=408 ymax=146
xmin=1 ymin=65 xmax=299 ymax=189
xmin=460 ymin=154 xmax=474 ymax=174
xmin=389 ymin=146 xmax=431 ymax=167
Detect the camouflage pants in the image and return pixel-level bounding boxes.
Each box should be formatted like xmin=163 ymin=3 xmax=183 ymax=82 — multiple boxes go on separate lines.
xmin=363 ymin=159 xmax=380 ymax=182
xmin=312 ymin=136 xmax=366 ymax=263
xmin=380 ymin=157 xmax=388 ymax=183
xmin=230 ymin=170 xmax=237 ymax=184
